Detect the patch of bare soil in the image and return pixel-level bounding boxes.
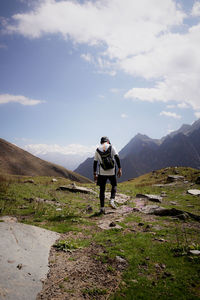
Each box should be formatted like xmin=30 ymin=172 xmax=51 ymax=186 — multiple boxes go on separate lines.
xmin=37 ymin=241 xmax=124 ymax=300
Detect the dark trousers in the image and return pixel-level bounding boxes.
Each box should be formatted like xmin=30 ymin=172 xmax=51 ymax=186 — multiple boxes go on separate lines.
xmin=97 ymin=175 xmax=117 ymax=207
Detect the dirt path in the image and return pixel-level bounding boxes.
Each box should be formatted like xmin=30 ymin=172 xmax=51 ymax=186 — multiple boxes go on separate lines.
xmin=37 ymin=193 xmax=132 ymax=300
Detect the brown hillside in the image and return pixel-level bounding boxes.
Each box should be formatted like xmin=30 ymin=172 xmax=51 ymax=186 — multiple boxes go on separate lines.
xmin=0 ymin=138 xmax=91 ymax=183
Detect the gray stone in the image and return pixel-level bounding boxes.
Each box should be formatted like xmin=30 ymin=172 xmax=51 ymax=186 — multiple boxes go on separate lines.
xmin=52 ymin=178 xmax=58 ymax=182
xmin=136 ymin=194 xmax=162 ymax=203
xmin=24 ymin=179 xmax=34 ymax=184
xmin=196 ymin=176 xmax=200 ymax=184
xmin=187 ymin=189 xmax=200 ymax=196
xmin=140 ymin=205 xmax=161 ymax=214
xmin=167 ymin=175 xmax=184 ymax=183
xmin=116 ymin=256 xmax=127 ymax=264
xmin=189 ymin=250 xmax=200 ymax=255
xmin=57 ymin=183 xmax=97 ymax=194
xmin=0 ymin=221 xmax=59 ymax=300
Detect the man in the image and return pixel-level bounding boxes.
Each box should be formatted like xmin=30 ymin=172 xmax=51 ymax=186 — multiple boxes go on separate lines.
xmin=93 ymin=136 xmax=122 ymax=214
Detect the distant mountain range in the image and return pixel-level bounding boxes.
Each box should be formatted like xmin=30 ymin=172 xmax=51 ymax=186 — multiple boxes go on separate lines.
xmin=0 ymin=138 xmax=91 ymax=183
xmin=74 ymin=119 xmax=200 ymax=182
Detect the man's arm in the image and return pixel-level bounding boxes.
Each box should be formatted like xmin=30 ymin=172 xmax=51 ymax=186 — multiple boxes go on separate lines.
xmin=93 ymin=150 xmax=98 ymax=182
xmin=114 ymin=154 xmax=122 ymax=178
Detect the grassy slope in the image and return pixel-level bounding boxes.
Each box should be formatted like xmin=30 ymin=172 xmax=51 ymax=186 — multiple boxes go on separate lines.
xmin=0 ymin=167 xmax=200 ymax=299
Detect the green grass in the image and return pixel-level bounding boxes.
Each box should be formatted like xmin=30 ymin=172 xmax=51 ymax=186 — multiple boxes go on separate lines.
xmin=0 ymin=168 xmax=200 ymax=299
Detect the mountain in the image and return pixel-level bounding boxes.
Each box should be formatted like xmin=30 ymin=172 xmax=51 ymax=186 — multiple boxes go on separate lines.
xmin=74 ymin=119 xmax=200 ymax=182
xmin=0 ymin=138 xmax=91 ymax=183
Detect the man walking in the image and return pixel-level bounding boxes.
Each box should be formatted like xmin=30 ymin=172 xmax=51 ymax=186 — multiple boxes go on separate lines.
xmin=93 ymin=136 xmax=122 ymax=214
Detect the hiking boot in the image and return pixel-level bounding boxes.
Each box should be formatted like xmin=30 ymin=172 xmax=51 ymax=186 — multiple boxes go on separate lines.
xmin=99 ymin=207 xmax=106 ymax=214
xmin=109 ymin=199 xmax=117 ymax=209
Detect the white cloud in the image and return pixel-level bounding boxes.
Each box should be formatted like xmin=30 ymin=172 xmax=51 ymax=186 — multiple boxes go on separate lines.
xmin=24 ymin=143 xmax=96 ymax=156
xmin=191 ymin=1 xmax=200 ymax=16
xmin=121 ymin=113 xmax=128 ymax=118
xmin=166 ymin=104 xmax=176 ymax=109
xmin=194 ymin=111 xmax=200 ymax=119
xmin=177 ymin=102 xmax=190 ymax=109
xmin=160 ymin=111 xmax=181 ymax=119
xmin=5 ymin=0 xmax=200 ymax=110
xmin=0 ymin=94 xmax=45 ymax=105
xmin=81 ymin=53 xmax=93 ymax=63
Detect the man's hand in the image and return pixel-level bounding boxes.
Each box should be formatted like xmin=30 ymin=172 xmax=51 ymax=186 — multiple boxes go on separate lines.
xmin=94 ymin=173 xmax=98 ymax=183
xmin=117 ymin=168 xmax=122 ymax=178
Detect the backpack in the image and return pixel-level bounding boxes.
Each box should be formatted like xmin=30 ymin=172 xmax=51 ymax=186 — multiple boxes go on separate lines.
xmin=97 ymin=146 xmax=115 ymax=170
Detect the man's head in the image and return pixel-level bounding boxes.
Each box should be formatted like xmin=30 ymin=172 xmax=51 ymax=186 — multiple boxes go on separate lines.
xmin=100 ymin=136 xmax=110 ymax=144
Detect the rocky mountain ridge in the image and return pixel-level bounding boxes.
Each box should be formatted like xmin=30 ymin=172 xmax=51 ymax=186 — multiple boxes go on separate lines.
xmin=75 ymin=119 xmax=200 ymax=182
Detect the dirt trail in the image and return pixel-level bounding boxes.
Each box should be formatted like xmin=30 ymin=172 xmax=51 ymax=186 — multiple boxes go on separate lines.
xmin=37 ymin=193 xmax=132 ymax=300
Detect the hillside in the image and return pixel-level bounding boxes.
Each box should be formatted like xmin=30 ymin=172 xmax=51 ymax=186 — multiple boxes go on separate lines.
xmin=0 ymin=138 xmax=91 ymax=183
xmin=75 ymin=119 xmax=200 ymax=182
xmin=0 ymin=167 xmax=200 ymax=299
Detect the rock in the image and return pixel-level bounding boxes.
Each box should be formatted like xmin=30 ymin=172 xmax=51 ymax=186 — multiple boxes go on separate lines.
xmin=160 ymin=191 xmax=167 ymax=197
xmin=109 ymin=221 xmax=116 ymax=227
xmin=176 ymin=213 xmax=189 ymax=220
xmin=57 ymin=184 xmax=96 ymax=194
xmin=136 ymin=194 xmax=162 ymax=203
xmin=138 ymin=222 xmax=144 ymax=226
xmin=116 ymin=256 xmax=127 ymax=264
xmin=187 ymin=189 xmax=200 ymax=196
xmin=196 ymin=176 xmax=200 ymax=184
xmin=167 ymin=175 xmax=184 ymax=183
xmin=189 ymin=250 xmax=200 ymax=255
xmin=52 ymin=178 xmax=57 ymax=182
xmin=140 ymin=205 xmax=161 ymax=214
xmin=170 ymin=201 xmax=177 ymax=205
xmin=56 ymin=208 xmax=62 ymax=211
xmin=98 ymin=220 xmax=122 ymax=230
xmin=24 ymin=179 xmax=34 ymax=184
xmin=140 ymin=205 xmax=200 ymax=221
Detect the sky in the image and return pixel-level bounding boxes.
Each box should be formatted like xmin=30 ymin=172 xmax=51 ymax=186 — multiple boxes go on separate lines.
xmin=1 ymin=0 xmax=200 ymax=159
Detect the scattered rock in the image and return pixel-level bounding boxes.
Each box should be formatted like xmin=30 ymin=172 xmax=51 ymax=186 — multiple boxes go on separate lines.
xmin=57 ymin=183 xmax=96 ymax=194
xmin=167 ymin=175 xmax=184 ymax=183
xmin=98 ymin=219 xmax=122 ymax=230
xmin=34 ymin=197 xmax=62 ymax=206
xmin=140 ymin=205 xmax=161 ymax=214
xmin=52 ymin=178 xmax=58 ymax=182
xmin=189 ymin=250 xmax=200 ymax=255
xmin=136 ymin=194 xmax=162 ymax=203
xmin=154 ymin=238 xmax=167 ymax=242
xmin=187 ymin=189 xmax=200 ymax=196
xmin=138 ymin=222 xmax=144 ymax=226
xmin=195 ymin=176 xmax=200 ymax=184
xmin=24 ymin=179 xmax=35 ymax=184
xmin=116 ymin=256 xmax=127 ymax=264
xmin=160 ymin=191 xmax=167 ymax=197
xmin=109 ymin=221 xmax=116 ymax=227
